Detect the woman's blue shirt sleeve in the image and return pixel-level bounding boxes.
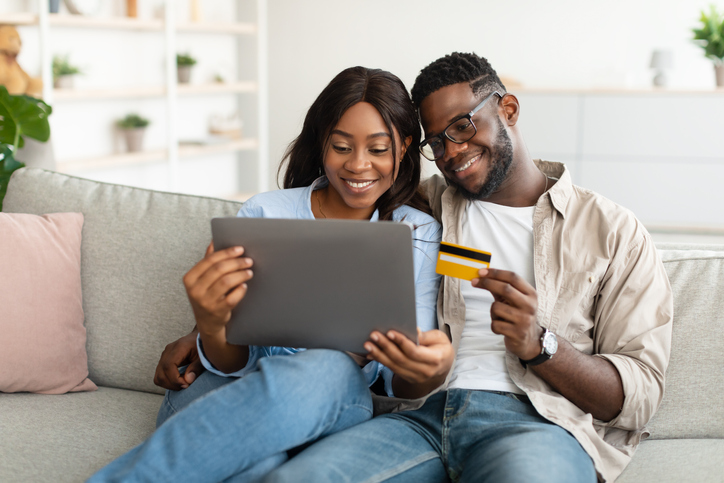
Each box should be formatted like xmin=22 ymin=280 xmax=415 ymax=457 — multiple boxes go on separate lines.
xmin=381 ymin=215 xmax=443 ymax=397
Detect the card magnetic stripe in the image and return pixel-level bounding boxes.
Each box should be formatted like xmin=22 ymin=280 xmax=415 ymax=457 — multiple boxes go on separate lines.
xmin=438 ymin=243 xmax=492 ymax=263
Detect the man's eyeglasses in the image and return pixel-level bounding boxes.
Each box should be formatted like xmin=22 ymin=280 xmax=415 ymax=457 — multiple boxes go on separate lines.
xmin=419 ymin=91 xmax=502 ymax=161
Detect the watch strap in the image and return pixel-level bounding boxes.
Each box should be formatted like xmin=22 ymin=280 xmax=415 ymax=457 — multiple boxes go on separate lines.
xmin=519 ymin=328 xmax=554 ymax=368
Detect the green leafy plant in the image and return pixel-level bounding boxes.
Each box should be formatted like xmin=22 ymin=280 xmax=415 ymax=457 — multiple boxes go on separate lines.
xmin=176 ymin=53 xmax=197 ymax=67
xmin=52 ymin=54 xmax=83 ymax=81
xmin=0 ymin=86 xmax=52 ymax=210
xmin=692 ymin=5 xmax=724 ymax=64
xmin=117 ymin=113 xmax=150 ymax=129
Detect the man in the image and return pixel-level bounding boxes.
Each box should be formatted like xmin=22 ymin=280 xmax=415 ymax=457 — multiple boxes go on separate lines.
xmin=258 ymin=52 xmax=673 ymax=482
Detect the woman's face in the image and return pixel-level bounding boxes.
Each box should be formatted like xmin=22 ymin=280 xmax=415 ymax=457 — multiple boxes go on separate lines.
xmin=322 ymin=102 xmax=409 ymax=220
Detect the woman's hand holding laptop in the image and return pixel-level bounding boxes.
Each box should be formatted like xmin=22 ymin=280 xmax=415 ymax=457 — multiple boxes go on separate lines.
xmin=182 ymin=242 xmax=254 ymax=374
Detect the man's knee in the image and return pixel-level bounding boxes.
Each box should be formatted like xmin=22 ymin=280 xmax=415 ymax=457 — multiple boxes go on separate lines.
xmin=464 ymin=424 xmax=596 ymax=483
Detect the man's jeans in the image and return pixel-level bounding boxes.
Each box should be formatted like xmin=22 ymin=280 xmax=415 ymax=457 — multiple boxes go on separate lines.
xmin=87 ymin=349 xmax=374 ymax=483
xmin=264 ymin=389 xmax=597 ymax=483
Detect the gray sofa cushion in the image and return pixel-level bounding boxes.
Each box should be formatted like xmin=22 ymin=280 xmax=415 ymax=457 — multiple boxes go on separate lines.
xmin=0 ymin=387 xmax=163 ymax=483
xmin=646 ymin=244 xmax=724 ymax=440
xmin=617 ymin=439 xmax=724 ymax=482
xmin=3 ymin=169 xmax=243 ymax=395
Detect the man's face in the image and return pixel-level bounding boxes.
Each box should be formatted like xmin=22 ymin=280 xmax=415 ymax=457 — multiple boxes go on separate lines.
xmin=419 ymin=82 xmax=513 ymax=200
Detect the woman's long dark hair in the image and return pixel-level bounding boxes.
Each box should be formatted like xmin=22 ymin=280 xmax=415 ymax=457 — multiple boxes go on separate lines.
xmin=278 ymin=66 xmax=431 ymax=220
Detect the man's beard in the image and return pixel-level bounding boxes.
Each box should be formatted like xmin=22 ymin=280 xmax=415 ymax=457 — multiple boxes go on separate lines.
xmin=447 ymin=117 xmax=514 ymax=201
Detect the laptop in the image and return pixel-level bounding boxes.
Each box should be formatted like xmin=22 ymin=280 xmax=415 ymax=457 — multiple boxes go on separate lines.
xmin=211 ymin=217 xmax=418 ymax=353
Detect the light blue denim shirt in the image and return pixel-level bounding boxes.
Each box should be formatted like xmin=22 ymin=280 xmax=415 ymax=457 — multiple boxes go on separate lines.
xmin=198 ymin=177 xmax=442 ymax=396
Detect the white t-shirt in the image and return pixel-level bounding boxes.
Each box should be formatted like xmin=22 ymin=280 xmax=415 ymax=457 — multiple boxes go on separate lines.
xmin=447 ymin=200 xmax=536 ymax=394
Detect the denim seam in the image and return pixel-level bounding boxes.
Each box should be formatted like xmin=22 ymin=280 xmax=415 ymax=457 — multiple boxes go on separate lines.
xmin=341 ymin=403 xmax=374 ymax=417
xmin=447 ymin=390 xmax=472 ymax=421
xmin=163 ymin=393 xmax=178 ymax=415
xmin=359 ymin=451 xmax=440 ymax=483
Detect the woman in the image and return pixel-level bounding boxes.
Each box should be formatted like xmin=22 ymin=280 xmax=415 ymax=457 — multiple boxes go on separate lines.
xmin=88 ymin=67 xmax=454 ymax=483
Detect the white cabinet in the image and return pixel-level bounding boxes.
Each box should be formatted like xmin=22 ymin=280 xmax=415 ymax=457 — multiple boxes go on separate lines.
xmin=0 ymin=0 xmax=268 ymax=199
xmin=514 ymin=88 xmax=724 ymax=233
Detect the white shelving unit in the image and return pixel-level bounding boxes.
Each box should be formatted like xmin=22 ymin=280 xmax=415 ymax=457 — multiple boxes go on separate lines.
xmin=0 ymin=0 xmax=269 ymax=198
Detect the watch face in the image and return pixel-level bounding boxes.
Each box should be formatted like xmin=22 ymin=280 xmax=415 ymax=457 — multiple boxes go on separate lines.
xmin=543 ymin=331 xmax=558 ymax=355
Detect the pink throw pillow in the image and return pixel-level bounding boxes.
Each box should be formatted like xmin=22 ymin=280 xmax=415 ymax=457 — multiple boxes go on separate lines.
xmin=0 ymin=212 xmax=96 ymax=394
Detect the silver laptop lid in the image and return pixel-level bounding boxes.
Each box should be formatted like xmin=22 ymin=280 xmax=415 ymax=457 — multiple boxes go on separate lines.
xmin=211 ymin=217 xmax=418 ymax=353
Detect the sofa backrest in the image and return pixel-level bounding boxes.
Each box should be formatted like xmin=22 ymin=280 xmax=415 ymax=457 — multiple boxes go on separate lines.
xmin=3 ymin=168 xmax=243 ymax=395
xmin=5 ymin=169 xmax=724 ymax=435
xmin=646 ymin=243 xmax=724 ymax=440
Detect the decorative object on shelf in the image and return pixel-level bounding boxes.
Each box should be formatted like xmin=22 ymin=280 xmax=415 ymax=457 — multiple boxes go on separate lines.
xmin=0 ymin=26 xmax=43 ymax=98
xmin=0 ymin=86 xmax=53 ymax=210
xmin=692 ymin=5 xmax=724 ymax=87
xmin=52 ymin=55 xmax=82 ymax=89
xmin=209 ymin=112 xmax=243 ymax=139
xmin=650 ymin=49 xmax=674 ymax=87
xmin=63 ymin=0 xmax=102 ymax=16
xmin=126 ymin=0 xmax=138 ymax=18
xmin=117 ymin=113 xmax=150 ymax=153
xmin=190 ymin=0 xmax=203 ymax=22
xmin=176 ymin=53 xmax=197 ymax=84
xmin=50 ymin=0 xmax=61 ymax=13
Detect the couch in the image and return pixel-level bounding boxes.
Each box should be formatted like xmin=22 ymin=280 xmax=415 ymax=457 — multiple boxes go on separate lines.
xmin=1 ymin=168 xmax=722 ymax=482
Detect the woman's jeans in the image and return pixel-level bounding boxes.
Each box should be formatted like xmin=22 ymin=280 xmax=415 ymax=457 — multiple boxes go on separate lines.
xmin=87 ymin=349 xmax=374 ymax=483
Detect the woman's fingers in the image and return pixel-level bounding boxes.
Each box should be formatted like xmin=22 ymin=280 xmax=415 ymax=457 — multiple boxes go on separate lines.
xmin=184 ymin=245 xmax=247 ymax=288
xmin=366 ymin=330 xmax=453 ymax=383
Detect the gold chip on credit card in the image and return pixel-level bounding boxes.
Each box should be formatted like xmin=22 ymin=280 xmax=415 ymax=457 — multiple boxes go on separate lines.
xmin=436 ymin=242 xmax=492 ymax=281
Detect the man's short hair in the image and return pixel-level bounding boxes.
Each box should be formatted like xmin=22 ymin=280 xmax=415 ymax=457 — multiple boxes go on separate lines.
xmin=411 ymin=52 xmax=507 ymax=108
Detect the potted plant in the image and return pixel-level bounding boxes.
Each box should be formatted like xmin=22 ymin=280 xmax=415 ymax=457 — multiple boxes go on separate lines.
xmin=0 ymin=86 xmax=52 ymax=210
xmin=117 ymin=113 xmax=150 ymax=153
xmin=52 ymin=54 xmax=82 ymax=89
xmin=692 ymin=5 xmax=724 ymax=87
xmin=176 ymin=53 xmax=197 ymax=84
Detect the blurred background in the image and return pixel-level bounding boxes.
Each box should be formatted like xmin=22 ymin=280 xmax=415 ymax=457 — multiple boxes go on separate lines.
xmin=2 ymin=0 xmax=723 ymax=242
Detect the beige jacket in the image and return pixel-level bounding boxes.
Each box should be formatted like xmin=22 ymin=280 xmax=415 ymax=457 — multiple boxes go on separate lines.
xmin=422 ymin=160 xmax=673 ymax=482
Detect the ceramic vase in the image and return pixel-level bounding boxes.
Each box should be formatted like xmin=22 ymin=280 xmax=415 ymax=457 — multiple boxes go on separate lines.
xmin=53 ymin=75 xmax=74 ymax=89
xmin=716 ymin=64 xmax=724 ymax=88
xmin=177 ymin=65 xmax=192 ymax=84
xmin=122 ymin=127 xmax=146 ymax=153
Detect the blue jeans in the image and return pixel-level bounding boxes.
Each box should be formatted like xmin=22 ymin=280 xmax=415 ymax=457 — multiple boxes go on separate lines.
xmin=263 ymin=389 xmax=597 ymax=483
xmin=88 ymin=349 xmax=374 ymax=483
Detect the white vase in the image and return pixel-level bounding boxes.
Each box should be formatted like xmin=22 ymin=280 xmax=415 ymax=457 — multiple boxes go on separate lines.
xmin=177 ymin=66 xmax=192 ymax=84
xmin=715 ymin=64 xmax=724 ymax=88
xmin=122 ymin=127 xmax=146 ymax=153
xmin=53 ymin=75 xmax=74 ymax=89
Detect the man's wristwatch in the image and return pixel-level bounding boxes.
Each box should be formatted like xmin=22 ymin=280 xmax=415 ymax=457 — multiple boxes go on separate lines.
xmin=519 ymin=328 xmax=558 ymax=367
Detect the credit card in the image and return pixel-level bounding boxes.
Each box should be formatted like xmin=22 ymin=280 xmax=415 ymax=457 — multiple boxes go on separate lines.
xmin=436 ymin=242 xmax=491 ymax=281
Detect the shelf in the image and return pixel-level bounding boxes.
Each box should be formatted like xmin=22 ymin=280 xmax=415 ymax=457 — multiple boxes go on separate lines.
xmin=57 ymin=139 xmax=258 ymax=172
xmin=2 ymin=13 xmax=257 ymax=34
xmin=0 ymin=13 xmax=37 ymax=25
xmin=0 ymin=13 xmax=256 ymax=33
xmin=177 ymin=81 xmax=257 ymax=95
xmin=49 ymin=13 xmax=164 ymax=31
xmin=53 ymin=86 xmax=165 ymax=101
xmin=52 ymin=82 xmax=257 ymax=101
xmin=177 ymin=22 xmax=256 ymax=35
xmin=179 ymin=138 xmax=258 ymax=158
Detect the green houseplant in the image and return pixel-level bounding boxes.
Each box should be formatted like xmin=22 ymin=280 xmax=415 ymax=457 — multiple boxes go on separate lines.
xmin=176 ymin=53 xmax=197 ymax=84
xmin=0 ymin=86 xmax=52 ymax=210
xmin=692 ymin=5 xmax=724 ymax=86
xmin=117 ymin=113 xmax=150 ymax=153
xmin=52 ymin=54 xmax=83 ymax=89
